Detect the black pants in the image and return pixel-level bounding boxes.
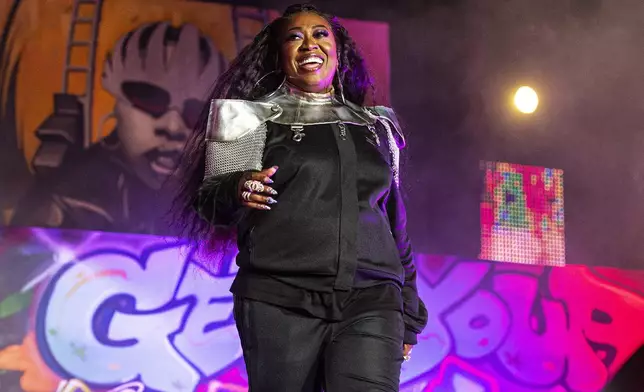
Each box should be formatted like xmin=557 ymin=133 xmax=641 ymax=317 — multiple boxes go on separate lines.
xmin=233 ymin=297 xmax=405 ymax=392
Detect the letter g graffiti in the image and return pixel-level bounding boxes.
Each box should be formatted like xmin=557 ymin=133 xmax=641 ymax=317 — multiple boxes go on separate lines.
xmin=37 ymin=244 xmax=198 ymax=392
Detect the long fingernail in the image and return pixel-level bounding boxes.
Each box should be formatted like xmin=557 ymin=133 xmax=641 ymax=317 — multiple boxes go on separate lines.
xmin=265 ymin=177 xmax=274 ymax=184
xmin=269 ymin=189 xmax=278 ymax=195
xmin=267 ymin=197 xmax=278 ymax=204
xmin=261 ymin=205 xmax=272 ymax=210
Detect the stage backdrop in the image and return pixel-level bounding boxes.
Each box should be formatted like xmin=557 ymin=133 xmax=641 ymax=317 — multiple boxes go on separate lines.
xmin=1 ymin=1 xmax=643 ymax=391
xmin=0 ymin=0 xmax=390 ymax=234
xmin=0 ymin=227 xmax=643 ymax=392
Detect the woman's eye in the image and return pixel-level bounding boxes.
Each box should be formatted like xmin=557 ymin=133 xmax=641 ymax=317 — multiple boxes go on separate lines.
xmin=313 ymin=30 xmax=330 ymax=38
xmin=286 ymin=33 xmax=302 ymax=41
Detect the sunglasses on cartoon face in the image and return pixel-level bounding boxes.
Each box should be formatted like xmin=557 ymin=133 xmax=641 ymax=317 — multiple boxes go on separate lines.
xmin=120 ymin=81 xmax=205 ymax=129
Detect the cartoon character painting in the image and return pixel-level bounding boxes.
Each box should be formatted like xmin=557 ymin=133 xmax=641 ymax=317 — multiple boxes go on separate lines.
xmin=10 ymin=22 xmax=225 ymax=234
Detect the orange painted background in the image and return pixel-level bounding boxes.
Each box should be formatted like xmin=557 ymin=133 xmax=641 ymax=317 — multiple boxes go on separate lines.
xmin=0 ymin=0 xmax=389 ymax=170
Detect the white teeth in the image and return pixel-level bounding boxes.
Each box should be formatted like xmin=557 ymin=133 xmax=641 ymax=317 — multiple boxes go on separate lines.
xmin=299 ymin=56 xmax=324 ymax=66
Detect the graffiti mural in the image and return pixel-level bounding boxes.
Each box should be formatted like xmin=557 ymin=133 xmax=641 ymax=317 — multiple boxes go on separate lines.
xmin=0 ymin=228 xmax=643 ymax=391
xmin=0 ymin=0 xmax=391 ymax=234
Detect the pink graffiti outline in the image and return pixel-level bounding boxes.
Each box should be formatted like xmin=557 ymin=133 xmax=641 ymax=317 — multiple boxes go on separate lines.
xmin=419 ymin=332 xmax=447 ymax=348
xmin=424 ymin=355 xmax=500 ymax=392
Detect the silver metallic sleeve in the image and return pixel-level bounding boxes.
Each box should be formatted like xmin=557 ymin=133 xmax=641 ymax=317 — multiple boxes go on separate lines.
xmin=203 ymin=99 xmax=281 ymax=179
xmin=204 ymin=123 xmax=268 ymax=178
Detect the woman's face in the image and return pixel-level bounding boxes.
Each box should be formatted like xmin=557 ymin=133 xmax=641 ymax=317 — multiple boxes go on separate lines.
xmin=279 ymin=12 xmax=338 ymax=93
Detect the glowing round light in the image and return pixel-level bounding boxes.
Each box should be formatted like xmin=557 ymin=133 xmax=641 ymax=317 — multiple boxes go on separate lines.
xmin=514 ymin=86 xmax=539 ymax=114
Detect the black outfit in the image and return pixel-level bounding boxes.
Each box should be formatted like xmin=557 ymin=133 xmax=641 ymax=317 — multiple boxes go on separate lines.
xmin=234 ymin=295 xmax=404 ymax=391
xmin=196 ymin=84 xmax=427 ymax=391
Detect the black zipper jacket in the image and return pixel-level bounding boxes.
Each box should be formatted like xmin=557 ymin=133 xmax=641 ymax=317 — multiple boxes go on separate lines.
xmin=195 ymin=84 xmax=428 ymax=344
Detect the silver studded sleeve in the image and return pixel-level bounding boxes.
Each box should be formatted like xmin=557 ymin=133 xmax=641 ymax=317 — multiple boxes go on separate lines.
xmin=204 ymin=123 xmax=268 ymax=178
xmin=204 ymin=100 xmax=274 ymax=179
xmin=366 ymin=106 xmax=406 ymax=188
xmin=378 ymin=119 xmax=402 ymax=187
xmin=195 ymin=99 xmax=277 ymax=226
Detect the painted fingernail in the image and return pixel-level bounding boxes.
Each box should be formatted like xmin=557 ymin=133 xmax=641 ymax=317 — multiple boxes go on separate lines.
xmin=261 ymin=205 xmax=272 ymax=210
xmin=265 ymin=177 xmax=274 ymax=184
xmin=267 ymin=197 xmax=278 ymax=204
xmin=268 ymin=188 xmax=278 ymax=195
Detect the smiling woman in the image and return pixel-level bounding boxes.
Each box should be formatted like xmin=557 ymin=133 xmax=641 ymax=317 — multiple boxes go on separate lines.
xmin=172 ymin=4 xmax=428 ymax=391
xmin=280 ymin=12 xmax=338 ymax=93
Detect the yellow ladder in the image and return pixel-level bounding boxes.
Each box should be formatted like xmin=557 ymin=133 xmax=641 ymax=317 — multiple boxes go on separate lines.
xmin=31 ymin=0 xmax=104 ymax=174
xmin=61 ymin=0 xmax=104 ymax=148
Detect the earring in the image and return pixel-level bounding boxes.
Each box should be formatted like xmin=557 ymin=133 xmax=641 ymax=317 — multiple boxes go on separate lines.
xmin=336 ymin=66 xmax=346 ymax=104
xmin=252 ymin=70 xmax=278 ymax=89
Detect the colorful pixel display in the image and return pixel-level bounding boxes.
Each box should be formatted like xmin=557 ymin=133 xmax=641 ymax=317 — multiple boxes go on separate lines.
xmin=480 ymin=161 xmax=565 ymax=266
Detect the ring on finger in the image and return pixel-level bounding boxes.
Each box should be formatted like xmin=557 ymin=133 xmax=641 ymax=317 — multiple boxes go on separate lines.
xmin=244 ymin=180 xmax=264 ymax=193
xmin=241 ymin=191 xmax=253 ymax=202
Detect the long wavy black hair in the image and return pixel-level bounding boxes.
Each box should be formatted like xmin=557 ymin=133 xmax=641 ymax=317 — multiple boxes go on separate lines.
xmin=170 ymin=4 xmax=374 ymax=259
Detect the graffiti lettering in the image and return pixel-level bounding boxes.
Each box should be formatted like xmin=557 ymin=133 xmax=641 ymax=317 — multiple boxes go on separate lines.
xmin=400 ymin=261 xmax=493 ymax=382
xmin=444 ymin=288 xmax=510 ymax=359
xmin=56 ymin=379 xmax=91 ymax=392
xmin=39 ymin=244 xmax=241 ymax=392
xmin=399 ymin=258 xmax=644 ymax=391
xmin=1 ymin=236 xmax=638 ymax=392
xmin=493 ymin=273 xmax=569 ymax=386
xmin=426 ymin=356 xmax=499 ymax=392
xmin=56 ymin=379 xmax=145 ymax=392
xmin=174 ymin=261 xmax=240 ymax=376
xmin=549 ymin=267 xmax=644 ymax=391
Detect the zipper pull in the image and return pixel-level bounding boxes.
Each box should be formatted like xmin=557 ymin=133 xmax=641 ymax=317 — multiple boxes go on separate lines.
xmin=338 ymin=123 xmax=347 ymax=140
xmin=291 ymin=125 xmax=305 ymax=142
xmin=367 ymin=124 xmax=380 ymax=146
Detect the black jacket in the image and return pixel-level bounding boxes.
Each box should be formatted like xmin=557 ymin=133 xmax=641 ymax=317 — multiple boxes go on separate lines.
xmin=195 ymin=85 xmax=428 ymax=343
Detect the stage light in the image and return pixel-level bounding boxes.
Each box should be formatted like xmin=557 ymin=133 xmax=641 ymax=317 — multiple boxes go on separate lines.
xmin=514 ymin=86 xmax=539 ymax=114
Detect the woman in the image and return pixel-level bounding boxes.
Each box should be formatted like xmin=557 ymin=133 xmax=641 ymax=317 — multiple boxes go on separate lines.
xmin=174 ymin=4 xmax=427 ymax=391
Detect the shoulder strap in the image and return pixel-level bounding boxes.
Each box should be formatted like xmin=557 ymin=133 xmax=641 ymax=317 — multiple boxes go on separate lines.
xmin=206 ymin=99 xmax=283 ymax=142
xmin=367 ymin=106 xmax=405 ymax=148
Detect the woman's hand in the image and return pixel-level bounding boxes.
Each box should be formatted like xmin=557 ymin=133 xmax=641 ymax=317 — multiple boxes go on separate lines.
xmin=403 ymin=344 xmax=413 ymax=362
xmin=238 ymin=166 xmax=279 ymax=210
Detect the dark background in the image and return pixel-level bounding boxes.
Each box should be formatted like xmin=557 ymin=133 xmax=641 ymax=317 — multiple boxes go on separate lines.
xmin=2 ymin=0 xmax=643 ymax=269
xmin=203 ymin=0 xmax=644 ymax=269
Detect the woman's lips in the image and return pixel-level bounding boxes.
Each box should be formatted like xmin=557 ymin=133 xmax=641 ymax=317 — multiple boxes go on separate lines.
xmin=297 ymin=55 xmax=324 ymax=72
